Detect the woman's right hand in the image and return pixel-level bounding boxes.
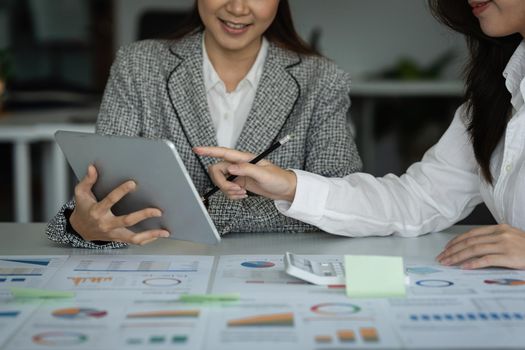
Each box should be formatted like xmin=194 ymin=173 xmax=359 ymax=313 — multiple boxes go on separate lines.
xmin=193 ymin=147 xmax=298 ymax=202
xmin=69 ymin=165 xmax=170 ymax=245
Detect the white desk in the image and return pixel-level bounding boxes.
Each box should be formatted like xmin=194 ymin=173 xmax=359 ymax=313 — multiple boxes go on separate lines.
xmin=2 ymin=224 xmax=524 ymax=350
xmin=0 ymin=223 xmax=464 ymax=259
xmin=0 ymin=109 xmax=96 ymax=222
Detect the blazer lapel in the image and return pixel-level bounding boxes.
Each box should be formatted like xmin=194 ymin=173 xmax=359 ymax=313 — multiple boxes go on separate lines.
xmin=167 ymin=32 xmax=218 ymax=171
xmin=235 ymin=44 xmax=301 ymax=155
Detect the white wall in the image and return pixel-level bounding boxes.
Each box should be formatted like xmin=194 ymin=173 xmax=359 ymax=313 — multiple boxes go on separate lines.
xmin=114 ymin=0 xmax=468 ymax=80
xmin=289 ymin=0 xmax=467 ymax=79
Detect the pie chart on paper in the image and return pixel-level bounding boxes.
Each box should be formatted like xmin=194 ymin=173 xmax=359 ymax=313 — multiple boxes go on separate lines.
xmin=241 ymin=261 xmax=275 ymax=268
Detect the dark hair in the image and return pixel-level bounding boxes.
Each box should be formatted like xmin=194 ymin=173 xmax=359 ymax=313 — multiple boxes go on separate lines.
xmin=428 ymin=0 xmax=521 ymax=184
xmin=172 ymin=0 xmax=318 ymax=56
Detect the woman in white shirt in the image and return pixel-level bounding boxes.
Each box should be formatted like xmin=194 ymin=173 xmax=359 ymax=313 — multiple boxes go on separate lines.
xmin=46 ymin=0 xmax=361 ymax=248
xmin=196 ymin=0 xmax=525 ymax=269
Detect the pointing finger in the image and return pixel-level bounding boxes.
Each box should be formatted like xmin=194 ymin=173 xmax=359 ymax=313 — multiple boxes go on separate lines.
xmin=194 ymin=146 xmax=255 ymax=163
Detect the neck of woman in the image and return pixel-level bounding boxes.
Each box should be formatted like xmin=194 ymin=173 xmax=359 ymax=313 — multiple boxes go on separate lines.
xmin=204 ymin=33 xmax=262 ymax=92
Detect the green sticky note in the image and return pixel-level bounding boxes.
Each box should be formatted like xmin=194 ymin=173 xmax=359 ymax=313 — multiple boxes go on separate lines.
xmin=179 ymin=293 xmax=240 ymax=303
xmin=9 ymin=287 xmax=75 ymax=299
xmin=344 ymin=255 xmax=406 ymax=298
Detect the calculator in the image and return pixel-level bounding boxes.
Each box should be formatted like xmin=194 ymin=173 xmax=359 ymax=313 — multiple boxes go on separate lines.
xmin=284 ymin=252 xmax=345 ymax=285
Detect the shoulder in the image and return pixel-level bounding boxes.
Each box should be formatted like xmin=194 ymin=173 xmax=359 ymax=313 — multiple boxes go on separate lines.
xmin=114 ymin=40 xmax=172 ymax=69
xmin=292 ymin=54 xmax=351 ymax=94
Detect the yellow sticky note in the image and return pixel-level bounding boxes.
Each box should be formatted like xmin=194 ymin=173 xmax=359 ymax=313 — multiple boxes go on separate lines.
xmin=344 ymin=255 xmax=406 ymax=298
xmin=9 ymin=287 xmax=75 ymax=299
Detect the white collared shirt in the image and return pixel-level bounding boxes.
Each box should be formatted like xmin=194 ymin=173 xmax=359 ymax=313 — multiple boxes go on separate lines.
xmin=203 ymin=37 xmax=268 ymax=148
xmin=276 ymin=40 xmax=525 ymax=237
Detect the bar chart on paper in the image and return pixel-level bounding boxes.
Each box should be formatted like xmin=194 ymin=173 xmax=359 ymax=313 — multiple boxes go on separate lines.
xmin=390 ymin=297 xmax=525 ymax=348
xmin=44 ymin=255 xmax=213 ymax=296
xmin=0 ymin=256 xmax=68 ymax=292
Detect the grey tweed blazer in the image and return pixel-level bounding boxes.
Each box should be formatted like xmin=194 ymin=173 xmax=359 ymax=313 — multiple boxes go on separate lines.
xmin=46 ymin=31 xmax=362 ymax=248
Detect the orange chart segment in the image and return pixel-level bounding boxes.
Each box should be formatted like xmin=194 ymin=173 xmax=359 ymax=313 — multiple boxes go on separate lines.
xmin=314 ymin=335 xmax=332 ymax=343
xmin=360 ymin=327 xmax=380 ymax=342
xmin=337 ymin=329 xmax=356 ymax=342
xmin=227 ymin=312 xmax=294 ymax=327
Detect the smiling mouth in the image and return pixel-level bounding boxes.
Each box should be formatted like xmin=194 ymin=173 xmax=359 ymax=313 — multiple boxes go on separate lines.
xmin=219 ymin=19 xmax=252 ymax=30
xmin=470 ymin=0 xmax=491 ymax=8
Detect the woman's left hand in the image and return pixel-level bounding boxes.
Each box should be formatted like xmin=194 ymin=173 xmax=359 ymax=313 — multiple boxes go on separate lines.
xmin=436 ymin=224 xmax=525 ymax=269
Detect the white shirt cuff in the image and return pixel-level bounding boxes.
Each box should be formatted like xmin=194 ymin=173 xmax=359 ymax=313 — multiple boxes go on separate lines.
xmin=274 ymin=169 xmax=330 ymax=223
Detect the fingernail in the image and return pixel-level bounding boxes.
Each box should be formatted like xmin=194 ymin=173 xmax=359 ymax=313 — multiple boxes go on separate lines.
xmin=229 ymin=165 xmax=240 ymax=172
xmin=160 ymin=232 xmax=170 ymax=238
xmin=442 ymin=259 xmax=451 ymax=265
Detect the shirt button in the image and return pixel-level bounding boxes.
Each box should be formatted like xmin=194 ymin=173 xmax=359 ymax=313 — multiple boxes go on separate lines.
xmin=505 ymin=164 xmax=512 ymax=172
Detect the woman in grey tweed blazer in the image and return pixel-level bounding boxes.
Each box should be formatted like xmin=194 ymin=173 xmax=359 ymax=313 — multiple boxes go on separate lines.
xmin=46 ymin=0 xmax=361 ymax=248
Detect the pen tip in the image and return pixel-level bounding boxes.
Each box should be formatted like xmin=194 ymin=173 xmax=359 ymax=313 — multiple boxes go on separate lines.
xmin=280 ymin=134 xmax=293 ymax=144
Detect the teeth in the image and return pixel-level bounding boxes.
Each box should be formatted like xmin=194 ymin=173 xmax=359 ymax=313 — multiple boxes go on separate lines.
xmin=223 ymin=21 xmax=248 ymax=30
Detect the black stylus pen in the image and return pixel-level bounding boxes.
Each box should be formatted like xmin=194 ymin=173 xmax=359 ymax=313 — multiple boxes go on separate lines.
xmin=202 ymin=134 xmax=292 ymax=202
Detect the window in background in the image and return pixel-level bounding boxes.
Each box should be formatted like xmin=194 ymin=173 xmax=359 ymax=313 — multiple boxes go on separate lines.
xmin=5 ymin=0 xmax=113 ymax=108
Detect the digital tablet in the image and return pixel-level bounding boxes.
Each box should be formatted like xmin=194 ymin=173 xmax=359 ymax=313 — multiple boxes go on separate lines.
xmin=55 ymin=130 xmax=221 ymax=245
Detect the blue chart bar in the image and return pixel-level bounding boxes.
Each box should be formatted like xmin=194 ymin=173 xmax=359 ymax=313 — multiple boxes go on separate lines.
xmin=0 ymin=259 xmax=50 ymax=266
xmin=0 ymin=277 xmax=27 ymax=282
xmin=409 ymin=312 xmax=525 ymax=321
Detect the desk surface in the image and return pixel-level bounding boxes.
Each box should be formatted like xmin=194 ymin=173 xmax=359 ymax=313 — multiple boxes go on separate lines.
xmin=0 ymin=223 xmax=469 ymax=260
xmin=3 ymin=224 xmax=525 ymax=350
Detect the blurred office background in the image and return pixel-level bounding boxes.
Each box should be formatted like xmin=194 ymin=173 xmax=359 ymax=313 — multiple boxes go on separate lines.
xmin=0 ymin=0 xmax=495 ymax=225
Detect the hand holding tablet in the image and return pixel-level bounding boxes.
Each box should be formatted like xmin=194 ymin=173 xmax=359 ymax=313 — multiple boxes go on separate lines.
xmin=69 ymin=164 xmax=170 ymax=245
xmin=55 ymin=131 xmax=221 ymax=246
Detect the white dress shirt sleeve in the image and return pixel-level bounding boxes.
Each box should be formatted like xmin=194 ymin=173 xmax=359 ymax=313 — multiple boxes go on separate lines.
xmin=275 ymin=106 xmax=484 ymax=237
